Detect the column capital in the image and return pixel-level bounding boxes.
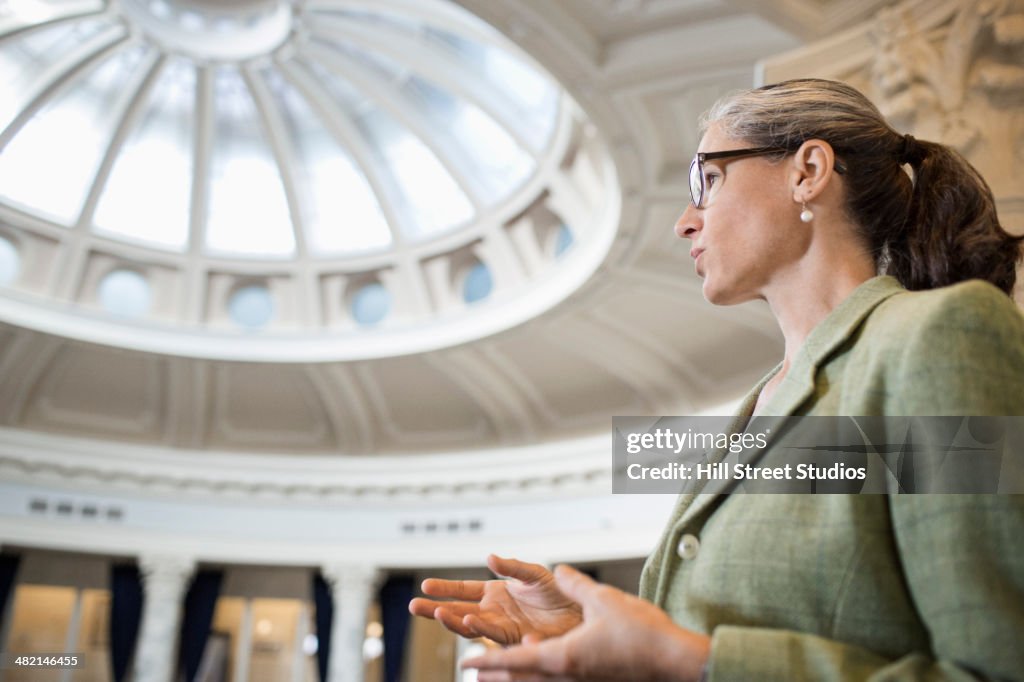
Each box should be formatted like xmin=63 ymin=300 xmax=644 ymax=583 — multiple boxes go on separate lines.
xmin=138 ymin=554 xmax=195 ymax=597
xmin=320 ymin=563 xmax=382 ymax=595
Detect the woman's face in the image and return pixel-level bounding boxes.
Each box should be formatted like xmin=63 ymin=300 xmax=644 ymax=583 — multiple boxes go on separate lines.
xmin=675 ymin=123 xmax=808 ymax=305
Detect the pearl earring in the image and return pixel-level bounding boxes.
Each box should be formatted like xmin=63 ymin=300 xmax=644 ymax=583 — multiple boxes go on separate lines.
xmin=800 ymin=201 xmax=814 ymax=223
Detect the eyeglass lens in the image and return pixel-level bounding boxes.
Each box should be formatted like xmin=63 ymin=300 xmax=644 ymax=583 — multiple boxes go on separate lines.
xmin=688 ymin=158 xmax=703 ymax=208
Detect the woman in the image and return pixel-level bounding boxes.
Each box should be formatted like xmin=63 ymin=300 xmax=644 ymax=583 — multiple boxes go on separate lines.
xmin=409 ymin=79 xmax=1024 ymax=681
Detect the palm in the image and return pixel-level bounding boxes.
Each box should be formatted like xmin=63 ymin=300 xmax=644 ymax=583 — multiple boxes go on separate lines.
xmin=475 ymin=567 xmax=581 ymax=641
xmin=409 ymin=555 xmax=583 ymax=645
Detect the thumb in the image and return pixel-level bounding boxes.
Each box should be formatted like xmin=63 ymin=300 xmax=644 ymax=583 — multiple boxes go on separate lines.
xmin=488 ymin=554 xmax=550 ymax=583
xmin=552 ymin=565 xmax=600 ymax=605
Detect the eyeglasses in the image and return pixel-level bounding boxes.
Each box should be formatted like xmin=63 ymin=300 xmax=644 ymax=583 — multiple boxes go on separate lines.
xmin=688 ymin=146 xmax=847 ymax=209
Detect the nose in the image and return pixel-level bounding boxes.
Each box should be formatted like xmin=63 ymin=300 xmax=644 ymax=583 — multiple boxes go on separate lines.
xmin=674 ymin=202 xmax=702 ymax=240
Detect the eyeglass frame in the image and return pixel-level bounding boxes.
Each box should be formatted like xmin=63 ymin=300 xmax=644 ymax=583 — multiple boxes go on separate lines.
xmin=688 ymin=146 xmax=847 ymax=209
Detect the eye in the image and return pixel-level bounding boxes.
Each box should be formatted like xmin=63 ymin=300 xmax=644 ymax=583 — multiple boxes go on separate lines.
xmin=705 ymin=172 xmax=720 ymax=188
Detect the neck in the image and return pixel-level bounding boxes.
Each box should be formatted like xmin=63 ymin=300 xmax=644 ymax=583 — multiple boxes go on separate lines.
xmin=762 ymin=243 xmax=876 ymax=379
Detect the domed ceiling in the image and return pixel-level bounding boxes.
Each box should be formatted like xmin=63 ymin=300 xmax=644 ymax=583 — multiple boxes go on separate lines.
xmin=0 ymin=0 xmax=893 ymax=457
xmin=0 ymin=0 xmax=619 ymax=361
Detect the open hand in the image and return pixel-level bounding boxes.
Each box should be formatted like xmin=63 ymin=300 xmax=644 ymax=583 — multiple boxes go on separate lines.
xmin=408 ymin=554 xmax=583 ymax=644
xmin=461 ymin=564 xmax=710 ymax=682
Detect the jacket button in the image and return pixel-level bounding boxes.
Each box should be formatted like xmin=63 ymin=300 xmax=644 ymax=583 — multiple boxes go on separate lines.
xmin=677 ymin=533 xmax=700 ymax=561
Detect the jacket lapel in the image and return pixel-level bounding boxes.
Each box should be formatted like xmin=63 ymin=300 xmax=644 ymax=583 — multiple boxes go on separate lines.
xmin=673 ymin=276 xmax=907 ymax=528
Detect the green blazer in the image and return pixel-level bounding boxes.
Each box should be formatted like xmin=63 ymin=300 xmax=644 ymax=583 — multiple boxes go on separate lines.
xmin=639 ymin=276 xmax=1024 ymax=681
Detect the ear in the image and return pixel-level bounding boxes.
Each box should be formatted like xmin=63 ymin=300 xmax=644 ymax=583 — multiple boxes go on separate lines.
xmin=789 ymin=138 xmax=837 ymax=205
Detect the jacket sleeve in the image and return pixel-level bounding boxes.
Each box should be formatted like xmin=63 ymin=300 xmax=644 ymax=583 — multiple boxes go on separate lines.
xmin=706 ymin=282 xmax=1024 ymax=681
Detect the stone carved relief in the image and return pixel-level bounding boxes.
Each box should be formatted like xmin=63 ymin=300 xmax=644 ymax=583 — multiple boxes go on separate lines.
xmin=763 ymin=0 xmax=1024 ymax=230
xmin=868 ymin=0 xmax=1024 ymax=157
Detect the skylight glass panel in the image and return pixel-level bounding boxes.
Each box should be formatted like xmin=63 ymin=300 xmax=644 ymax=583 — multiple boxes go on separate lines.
xmin=2 ymin=0 xmax=105 ymax=31
xmin=303 ymin=59 xmax=369 ymax=115
xmin=205 ymin=66 xmax=294 ymax=258
xmin=263 ymin=68 xmax=391 ymax=256
xmin=93 ymin=56 xmax=194 ymax=251
xmin=0 ymin=44 xmax=147 ymax=223
xmin=483 ymin=48 xmax=558 ymax=149
xmin=424 ymin=29 xmax=558 ymax=151
xmin=361 ymin=110 xmax=473 ymax=239
xmin=405 ymin=77 xmax=531 ymax=201
xmin=324 ymin=41 xmax=403 ymax=85
xmin=0 ymin=16 xmax=115 ymax=134
xmin=311 ymin=6 xmax=425 ymax=39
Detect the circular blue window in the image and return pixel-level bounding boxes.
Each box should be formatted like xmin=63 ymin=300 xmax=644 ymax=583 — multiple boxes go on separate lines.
xmin=462 ymin=262 xmax=493 ymax=304
xmin=554 ymin=223 xmax=574 ymax=257
xmin=0 ymin=236 xmax=20 ymax=286
xmin=229 ymin=285 xmax=274 ymax=330
xmin=98 ymin=269 xmax=151 ymax=317
xmin=351 ymin=282 xmax=391 ymax=326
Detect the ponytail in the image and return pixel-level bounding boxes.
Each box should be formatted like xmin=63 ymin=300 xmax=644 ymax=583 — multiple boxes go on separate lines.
xmin=887 ymin=139 xmax=1022 ymax=295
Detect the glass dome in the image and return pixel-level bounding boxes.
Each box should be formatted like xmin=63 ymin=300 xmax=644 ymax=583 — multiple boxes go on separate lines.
xmin=0 ymin=0 xmax=620 ymax=360
xmin=0 ymin=0 xmax=558 ymax=255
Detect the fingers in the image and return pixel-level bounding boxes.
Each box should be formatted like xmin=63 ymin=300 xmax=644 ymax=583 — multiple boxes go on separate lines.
xmin=409 ymin=598 xmax=478 ymax=620
xmin=409 ymin=597 xmax=440 ymax=619
xmin=477 ymin=672 xmax=570 ymax=682
xmin=433 ymin=607 xmax=480 ymax=639
xmin=462 ymin=646 xmax=540 ymax=672
xmin=463 ymin=613 xmax=515 ymax=644
xmin=462 ymin=639 xmax=568 ymax=676
xmin=410 ymin=599 xmax=485 ymax=639
xmin=488 ymin=555 xmax=552 ymax=583
xmin=476 ymin=672 xmax=514 ymax=682
xmin=421 ymin=578 xmax=486 ymax=601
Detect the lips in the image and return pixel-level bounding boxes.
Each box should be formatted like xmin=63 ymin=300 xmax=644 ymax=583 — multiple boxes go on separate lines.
xmin=690 ymin=247 xmax=704 ymax=260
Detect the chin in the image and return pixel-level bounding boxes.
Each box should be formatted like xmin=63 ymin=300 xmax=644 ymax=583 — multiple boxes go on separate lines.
xmin=702 ymin=278 xmax=750 ymax=306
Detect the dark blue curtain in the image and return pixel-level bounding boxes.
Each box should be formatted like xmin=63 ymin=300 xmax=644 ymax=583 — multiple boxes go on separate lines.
xmin=313 ymin=572 xmax=333 ymax=682
xmin=0 ymin=554 xmax=20 ymax=623
xmin=380 ymin=575 xmax=414 ymax=682
xmin=178 ymin=569 xmax=223 ymax=682
xmin=109 ymin=563 xmax=144 ymax=682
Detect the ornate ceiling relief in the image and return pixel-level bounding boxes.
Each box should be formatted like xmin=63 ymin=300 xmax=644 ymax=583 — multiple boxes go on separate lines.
xmin=762 ymin=0 xmax=1024 ymax=237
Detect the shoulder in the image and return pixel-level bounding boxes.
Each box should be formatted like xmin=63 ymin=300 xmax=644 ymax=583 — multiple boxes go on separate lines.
xmin=860 ymin=279 xmax=1024 ymax=414
xmin=868 ymin=279 xmax=1024 ymax=348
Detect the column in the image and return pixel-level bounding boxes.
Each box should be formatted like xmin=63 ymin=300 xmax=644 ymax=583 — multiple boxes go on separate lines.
xmin=321 ymin=564 xmax=381 ymax=682
xmin=133 ymin=554 xmax=194 ymax=682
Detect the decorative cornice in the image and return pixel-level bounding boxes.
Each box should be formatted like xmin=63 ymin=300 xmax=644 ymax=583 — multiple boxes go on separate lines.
xmin=0 ymin=427 xmax=610 ymax=504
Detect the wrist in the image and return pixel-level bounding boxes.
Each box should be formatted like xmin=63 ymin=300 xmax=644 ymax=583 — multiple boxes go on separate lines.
xmin=659 ymin=624 xmax=710 ymax=682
